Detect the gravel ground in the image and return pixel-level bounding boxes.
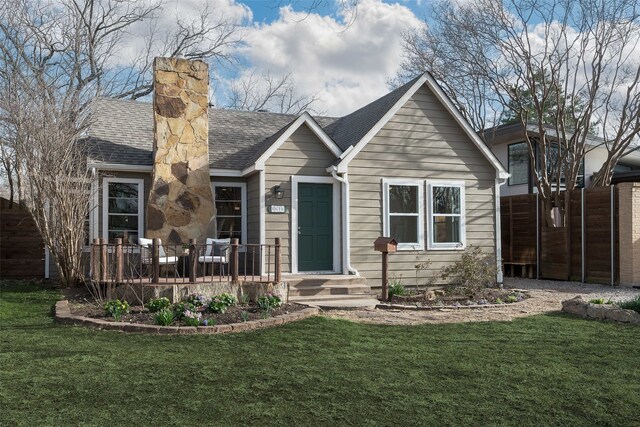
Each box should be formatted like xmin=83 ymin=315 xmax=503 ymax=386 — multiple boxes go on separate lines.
xmin=323 ymin=278 xmax=640 ymax=325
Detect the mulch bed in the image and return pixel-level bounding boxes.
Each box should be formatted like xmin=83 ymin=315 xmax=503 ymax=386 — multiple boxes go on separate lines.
xmin=389 ymin=287 xmax=529 ymax=307
xmin=63 ymin=287 xmax=306 ymax=327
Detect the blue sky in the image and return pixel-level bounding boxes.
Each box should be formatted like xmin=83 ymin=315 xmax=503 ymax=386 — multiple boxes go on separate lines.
xmin=196 ymin=0 xmax=429 ymax=115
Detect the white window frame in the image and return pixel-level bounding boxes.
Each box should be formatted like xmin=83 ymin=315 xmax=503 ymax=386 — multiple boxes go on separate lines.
xmin=427 ymin=180 xmax=466 ymax=250
xmin=382 ymin=178 xmax=425 ymax=251
xmin=212 ymin=182 xmax=247 ymax=248
xmin=102 ymin=177 xmax=144 ymax=242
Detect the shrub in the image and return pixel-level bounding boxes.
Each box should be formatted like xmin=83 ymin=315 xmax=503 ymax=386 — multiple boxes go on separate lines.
xmin=104 ymin=299 xmax=130 ymax=320
xmin=240 ymin=311 xmax=250 ymax=322
xmin=172 ymin=301 xmax=196 ymax=320
xmin=618 ymin=295 xmax=640 ymax=314
xmin=185 ymin=294 xmax=208 ymax=307
xmin=440 ymin=245 xmax=497 ymax=297
xmin=257 ymin=293 xmax=282 ymax=310
xmin=154 ymin=308 xmax=174 ymax=326
xmin=506 ymin=295 xmax=518 ymax=303
xmin=590 ymin=298 xmax=605 ymax=305
xmin=208 ymin=293 xmax=237 ymax=313
xmin=147 ymin=297 xmax=171 ymax=313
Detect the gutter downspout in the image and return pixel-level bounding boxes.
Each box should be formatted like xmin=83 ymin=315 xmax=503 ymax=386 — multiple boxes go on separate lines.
xmin=495 ymin=173 xmax=508 ymax=285
xmin=328 ymin=165 xmax=359 ymax=275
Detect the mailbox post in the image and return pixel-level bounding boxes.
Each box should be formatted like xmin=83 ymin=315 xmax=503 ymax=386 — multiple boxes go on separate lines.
xmin=374 ymin=237 xmax=397 ymax=301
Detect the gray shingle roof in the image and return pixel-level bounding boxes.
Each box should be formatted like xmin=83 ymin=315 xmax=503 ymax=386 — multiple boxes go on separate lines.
xmin=84 ymin=75 xmax=423 ymax=170
xmin=324 ymin=75 xmax=422 ymax=151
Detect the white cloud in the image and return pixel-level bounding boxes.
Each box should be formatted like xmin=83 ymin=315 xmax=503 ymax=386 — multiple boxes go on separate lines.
xmin=230 ymin=0 xmax=424 ymax=116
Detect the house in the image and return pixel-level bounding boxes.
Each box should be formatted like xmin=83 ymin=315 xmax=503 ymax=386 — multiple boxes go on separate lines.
xmin=83 ymin=57 xmax=508 ymax=288
xmin=486 ymin=122 xmax=640 ymax=196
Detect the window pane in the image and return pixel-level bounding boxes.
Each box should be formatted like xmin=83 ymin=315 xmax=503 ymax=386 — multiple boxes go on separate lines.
xmin=216 ymin=201 xmax=241 ymax=216
xmin=433 ymin=187 xmax=460 ymax=214
xmin=108 ymin=215 xmax=138 ymax=230
xmin=433 ymin=216 xmax=461 ymax=243
xmin=390 ymin=216 xmax=418 ymax=243
xmin=508 ymin=143 xmax=528 ymax=185
xmin=108 ymin=197 xmax=138 ymax=214
xmin=389 ymin=185 xmax=417 ymax=213
xmin=109 ymin=182 xmax=138 ymax=198
xmin=217 ymin=217 xmax=242 ymax=239
xmin=215 ymin=187 xmax=241 ymax=201
xmin=108 ymin=231 xmax=137 ymax=244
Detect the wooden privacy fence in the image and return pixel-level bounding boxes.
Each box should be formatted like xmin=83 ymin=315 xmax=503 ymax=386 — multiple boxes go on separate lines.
xmin=0 ymin=198 xmax=45 ymax=279
xmin=501 ymin=186 xmax=618 ymax=284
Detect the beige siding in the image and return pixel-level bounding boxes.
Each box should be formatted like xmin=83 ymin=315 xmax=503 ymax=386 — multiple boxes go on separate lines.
xmin=246 ymin=172 xmax=260 ymax=245
xmin=264 ymin=123 xmax=340 ymax=273
xmin=348 ymin=85 xmax=497 ymax=288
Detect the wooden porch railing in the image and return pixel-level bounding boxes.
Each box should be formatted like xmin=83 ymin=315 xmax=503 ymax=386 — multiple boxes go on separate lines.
xmin=89 ymin=237 xmax=282 ymax=285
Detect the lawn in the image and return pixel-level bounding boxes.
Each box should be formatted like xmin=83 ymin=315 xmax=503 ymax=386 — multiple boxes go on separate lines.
xmin=1 ymin=281 xmax=639 ymax=426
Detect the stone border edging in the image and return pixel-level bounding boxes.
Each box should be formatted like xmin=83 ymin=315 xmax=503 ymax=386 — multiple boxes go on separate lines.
xmin=376 ymin=300 xmax=525 ymax=311
xmin=54 ymin=300 xmax=319 ymax=334
xmin=562 ymin=296 xmax=640 ymax=325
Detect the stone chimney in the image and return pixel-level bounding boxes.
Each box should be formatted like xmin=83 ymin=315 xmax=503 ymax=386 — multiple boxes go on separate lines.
xmin=146 ymin=57 xmax=214 ymax=244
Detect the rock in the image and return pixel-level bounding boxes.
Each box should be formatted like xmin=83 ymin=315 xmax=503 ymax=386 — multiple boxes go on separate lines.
xmin=561 ymin=296 xmax=588 ymax=317
xmin=605 ymin=308 xmax=640 ymax=324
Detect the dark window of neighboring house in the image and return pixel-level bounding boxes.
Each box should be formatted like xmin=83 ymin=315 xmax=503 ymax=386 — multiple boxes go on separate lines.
xmin=214 ymin=185 xmax=244 ymax=242
xmin=508 ymin=142 xmax=529 ymax=186
xmin=614 ymin=163 xmax=633 ymax=173
xmin=546 ymin=145 xmax=585 ymax=188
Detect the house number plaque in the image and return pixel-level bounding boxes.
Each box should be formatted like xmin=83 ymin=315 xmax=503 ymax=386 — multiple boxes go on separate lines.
xmin=268 ymin=205 xmax=287 ymax=214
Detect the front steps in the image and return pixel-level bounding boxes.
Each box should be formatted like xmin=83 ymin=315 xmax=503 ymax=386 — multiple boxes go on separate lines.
xmin=286 ymin=275 xmax=379 ymax=309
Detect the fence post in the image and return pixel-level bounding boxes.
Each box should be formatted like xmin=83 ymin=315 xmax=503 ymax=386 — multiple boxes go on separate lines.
xmin=99 ymin=238 xmax=108 ymax=282
xmin=152 ymin=238 xmax=160 ymax=284
xmin=274 ymin=238 xmax=282 ymax=283
xmin=189 ymin=238 xmax=196 ymax=283
xmin=91 ymin=238 xmax=100 ymax=281
xmin=611 ymin=185 xmax=615 ymax=285
xmin=381 ymin=251 xmax=389 ymax=302
xmin=581 ymin=188 xmax=585 ymax=283
xmin=231 ymin=238 xmax=239 ymax=283
xmin=115 ymin=238 xmax=123 ymax=283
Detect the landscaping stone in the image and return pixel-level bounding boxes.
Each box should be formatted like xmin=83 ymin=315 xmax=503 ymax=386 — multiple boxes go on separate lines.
xmin=215 ymin=325 xmax=232 ymax=333
xmin=562 ymin=295 xmax=640 ymax=325
xmin=561 ymin=296 xmax=589 ymax=317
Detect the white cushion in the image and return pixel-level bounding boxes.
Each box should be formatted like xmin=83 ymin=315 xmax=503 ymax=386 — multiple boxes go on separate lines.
xmin=203 ymin=238 xmax=231 ymax=257
xmin=138 ymin=237 xmax=170 ymax=261
xmin=198 ymin=255 xmax=227 ymax=264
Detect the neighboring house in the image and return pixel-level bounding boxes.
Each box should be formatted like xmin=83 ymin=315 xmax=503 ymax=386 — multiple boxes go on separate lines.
xmin=84 ymin=65 xmax=508 ymax=287
xmin=486 ymin=122 xmax=640 ymax=196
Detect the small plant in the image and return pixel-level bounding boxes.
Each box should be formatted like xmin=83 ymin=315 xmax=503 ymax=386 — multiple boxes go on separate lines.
xmin=183 ymin=309 xmax=202 ymax=327
xmin=208 ymin=293 xmax=238 ymax=314
xmin=495 ymin=298 xmax=503 ymax=304
xmin=239 ymin=293 xmax=250 ymax=306
xmin=506 ymin=295 xmax=518 ymax=303
xmin=104 ymin=299 xmax=130 ymax=320
xmin=185 ymin=294 xmax=208 ymax=308
xmin=147 ymin=297 xmax=171 ymax=313
xmin=172 ymin=301 xmax=196 ymax=320
xmin=618 ymin=295 xmax=640 ymax=314
xmin=154 ymin=308 xmax=174 ymax=326
xmin=257 ymin=293 xmax=282 ymax=310
xmin=260 ymin=307 xmax=272 ymax=319
xmin=590 ymin=298 xmax=606 ymax=305
xmin=388 ymin=277 xmax=406 ymax=299
xmin=240 ymin=311 xmax=250 ymax=322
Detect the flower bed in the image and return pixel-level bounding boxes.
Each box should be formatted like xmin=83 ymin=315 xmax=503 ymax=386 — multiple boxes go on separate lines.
xmin=59 ymin=290 xmax=314 ymax=334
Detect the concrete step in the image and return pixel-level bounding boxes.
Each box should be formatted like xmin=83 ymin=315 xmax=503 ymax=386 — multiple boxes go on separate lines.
xmin=286 ymin=274 xmax=371 ymax=299
xmin=300 ymin=297 xmax=380 ymax=310
xmin=290 ymin=293 xmax=374 ymax=303
xmin=288 ymin=284 xmax=372 ymax=297
xmin=286 ymin=275 xmax=367 ymax=288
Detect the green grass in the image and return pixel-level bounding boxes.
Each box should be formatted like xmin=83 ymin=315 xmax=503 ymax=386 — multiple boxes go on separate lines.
xmin=1 ymin=281 xmax=639 ymax=426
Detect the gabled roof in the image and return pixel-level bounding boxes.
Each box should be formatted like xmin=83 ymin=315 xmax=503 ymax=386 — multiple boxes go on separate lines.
xmin=85 ymin=74 xmax=509 ymax=179
xmin=84 ymin=98 xmax=336 ymax=170
xmin=324 ymin=75 xmax=422 ymax=151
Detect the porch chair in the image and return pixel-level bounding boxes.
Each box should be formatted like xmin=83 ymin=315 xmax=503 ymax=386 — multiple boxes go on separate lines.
xmin=138 ymin=237 xmax=180 ymax=277
xmin=198 ymin=238 xmax=230 ymax=276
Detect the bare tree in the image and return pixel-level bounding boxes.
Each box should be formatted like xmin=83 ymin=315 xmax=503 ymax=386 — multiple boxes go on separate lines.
xmin=398 ymin=0 xmax=640 ymax=227
xmin=225 ymin=71 xmax=323 ymax=114
xmin=0 ymin=0 xmax=243 ymax=285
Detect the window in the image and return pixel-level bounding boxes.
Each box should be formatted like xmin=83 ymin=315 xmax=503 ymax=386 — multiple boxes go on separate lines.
xmin=102 ymin=178 xmax=144 ymax=244
xmin=213 ymin=183 xmax=247 ymax=244
xmin=427 ymin=181 xmax=465 ymax=250
xmin=383 ymin=179 xmax=424 ymax=250
xmin=508 ymin=142 xmax=529 ymax=186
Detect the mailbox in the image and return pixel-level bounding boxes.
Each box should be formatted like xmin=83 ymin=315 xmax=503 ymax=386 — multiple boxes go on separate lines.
xmin=374 ymin=237 xmax=397 ymax=253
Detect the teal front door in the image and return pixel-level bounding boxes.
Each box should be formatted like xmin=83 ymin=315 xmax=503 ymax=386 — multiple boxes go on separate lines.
xmin=297 ymin=183 xmax=333 ymax=272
